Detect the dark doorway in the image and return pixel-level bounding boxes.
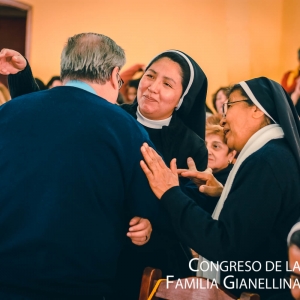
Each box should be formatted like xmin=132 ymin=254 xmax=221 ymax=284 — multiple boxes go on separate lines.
xmin=0 ymin=0 xmax=32 ymax=87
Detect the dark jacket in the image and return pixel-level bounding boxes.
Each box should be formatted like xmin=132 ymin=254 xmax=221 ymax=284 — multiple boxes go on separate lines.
xmin=0 ymin=86 xmax=168 ymax=299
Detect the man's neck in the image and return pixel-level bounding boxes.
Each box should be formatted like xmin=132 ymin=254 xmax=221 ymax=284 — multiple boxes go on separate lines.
xmin=63 ymin=79 xmax=117 ymax=104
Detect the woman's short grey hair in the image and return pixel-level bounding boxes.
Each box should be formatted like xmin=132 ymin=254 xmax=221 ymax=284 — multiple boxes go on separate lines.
xmin=60 ymin=33 xmax=126 ymax=84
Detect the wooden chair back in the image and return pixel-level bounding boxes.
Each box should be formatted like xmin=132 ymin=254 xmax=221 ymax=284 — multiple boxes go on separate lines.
xmin=139 ymin=267 xmax=260 ymax=300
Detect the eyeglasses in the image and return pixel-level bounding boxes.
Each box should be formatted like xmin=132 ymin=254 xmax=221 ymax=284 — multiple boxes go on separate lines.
xmin=222 ymin=99 xmax=251 ymax=118
xmin=117 ymin=73 xmax=124 ymax=90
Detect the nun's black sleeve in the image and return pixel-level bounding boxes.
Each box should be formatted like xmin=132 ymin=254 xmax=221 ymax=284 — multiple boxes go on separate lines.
xmin=8 ymin=60 xmax=40 ymax=98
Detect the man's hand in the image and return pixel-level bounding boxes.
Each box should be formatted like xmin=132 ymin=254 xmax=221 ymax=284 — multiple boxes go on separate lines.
xmin=140 ymin=143 xmax=179 ymax=199
xmin=127 ymin=217 xmax=152 ymax=246
xmin=0 ymin=48 xmax=27 ymax=75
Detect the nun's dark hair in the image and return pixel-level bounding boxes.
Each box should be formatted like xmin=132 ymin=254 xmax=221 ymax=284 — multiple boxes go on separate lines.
xmin=147 ymin=52 xmax=190 ymax=95
xmin=290 ymin=231 xmax=300 ymax=248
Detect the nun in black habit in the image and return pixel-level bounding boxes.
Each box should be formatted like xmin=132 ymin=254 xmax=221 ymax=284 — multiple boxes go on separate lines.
xmin=140 ymin=77 xmax=300 ymax=300
xmin=121 ymin=49 xmax=208 ymax=172
xmin=116 ymin=50 xmax=209 ymax=298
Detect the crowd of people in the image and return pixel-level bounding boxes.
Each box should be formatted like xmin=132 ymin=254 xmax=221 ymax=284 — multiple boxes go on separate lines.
xmin=0 ymin=34 xmax=299 ymax=300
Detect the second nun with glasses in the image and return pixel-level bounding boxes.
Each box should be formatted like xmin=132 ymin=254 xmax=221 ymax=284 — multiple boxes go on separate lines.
xmin=140 ymin=77 xmax=300 ymax=300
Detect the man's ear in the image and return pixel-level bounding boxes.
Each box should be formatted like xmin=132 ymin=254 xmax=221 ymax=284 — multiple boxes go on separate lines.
xmin=252 ymin=106 xmax=265 ymax=119
xmin=110 ymin=66 xmax=119 ymax=90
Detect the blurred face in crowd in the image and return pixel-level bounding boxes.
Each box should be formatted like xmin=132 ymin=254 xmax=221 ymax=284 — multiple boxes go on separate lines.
xmin=127 ymin=87 xmax=137 ymax=103
xmin=289 ymin=245 xmax=300 ymax=300
xmin=49 ymin=80 xmax=63 ymax=88
xmin=206 ymin=133 xmax=235 ymax=173
xmin=137 ymin=57 xmax=183 ymax=120
xmin=215 ymin=90 xmax=227 ymax=114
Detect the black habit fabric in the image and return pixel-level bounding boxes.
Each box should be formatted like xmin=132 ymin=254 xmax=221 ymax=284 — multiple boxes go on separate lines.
xmin=181 ymin=163 xmax=234 ymax=215
xmin=121 ymin=102 xmax=208 ymax=171
xmin=244 ymin=77 xmax=300 ymax=168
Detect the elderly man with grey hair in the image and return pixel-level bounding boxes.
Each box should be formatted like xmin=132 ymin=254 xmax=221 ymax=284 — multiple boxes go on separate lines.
xmin=0 ymin=33 xmax=166 ymax=300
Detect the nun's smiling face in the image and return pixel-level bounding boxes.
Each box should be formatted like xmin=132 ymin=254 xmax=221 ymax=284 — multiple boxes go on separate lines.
xmin=221 ymin=90 xmax=260 ymax=153
xmin=137 ymin=57 xmax=183 ymax=120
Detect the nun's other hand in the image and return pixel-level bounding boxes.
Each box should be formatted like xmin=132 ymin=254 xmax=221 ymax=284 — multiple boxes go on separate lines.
xmin=181 ymin=168 xmax=224 ymax=197
xmin=127 ymin=217 xmax=152 ymax=246
xmin=0 ymin=48 xmax=27 ymax=75
xmin=179 ymin=157 xmax=209 ymax=187
xmin=177 ymin=157 xmax=198 ymax=177
xmin=140 ymin=143 xmax=179 ymax=199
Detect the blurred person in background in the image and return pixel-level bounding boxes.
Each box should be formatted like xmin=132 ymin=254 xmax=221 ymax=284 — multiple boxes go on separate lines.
xmin=281 ymin=49 xmax=300 ymax=116
xmin=119 ymin=63 xmax=144 ymax=103
xmin=46 ymin=75 xmax=62 ymax=89
xmin=212 ymin=86 xmax=229 ymax=114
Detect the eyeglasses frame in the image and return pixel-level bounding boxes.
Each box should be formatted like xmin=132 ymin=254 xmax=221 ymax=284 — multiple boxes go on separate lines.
xmin=116 ymin=73 xmax=124 ymax=90
xmin=222 ymin=99 xmax=252 ymax=118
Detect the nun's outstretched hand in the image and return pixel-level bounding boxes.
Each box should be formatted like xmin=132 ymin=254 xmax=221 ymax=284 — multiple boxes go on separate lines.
xmin=140 ymin=143 xmax=179 ymax=199
xmin=177 ymin=157 xmax=204 ymax=185
xmin=180 ymin=165 xmax=224 ymax=197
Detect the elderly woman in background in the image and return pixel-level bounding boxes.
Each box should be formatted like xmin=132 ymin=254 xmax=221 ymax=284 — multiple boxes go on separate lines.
xmin=182 ymin=121 xmax=236 ymax=215
xmin=205 ymin=123 xmax=236 ymax=184
xmin=140 ymin=77 xmax=300 ymax=299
